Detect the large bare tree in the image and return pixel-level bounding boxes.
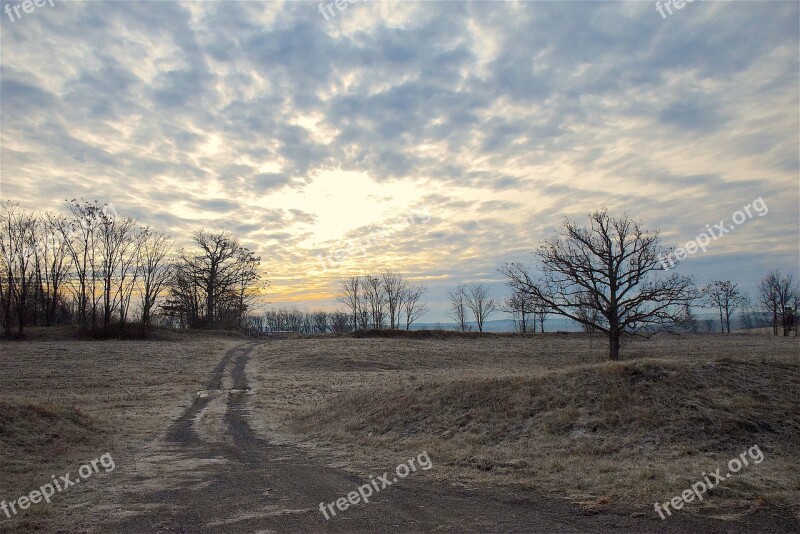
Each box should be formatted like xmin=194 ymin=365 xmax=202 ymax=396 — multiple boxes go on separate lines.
xmin=171 ymin=230 xmax=262 ymax=328
xmin=502 ymin=209 xmax=696 ymax=360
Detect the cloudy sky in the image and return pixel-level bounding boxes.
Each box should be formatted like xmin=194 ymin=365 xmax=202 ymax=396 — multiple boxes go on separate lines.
xmin=1 ymin=0 xmax=798 ymax=322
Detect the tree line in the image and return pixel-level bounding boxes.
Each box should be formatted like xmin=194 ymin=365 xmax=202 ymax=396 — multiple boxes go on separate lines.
xmin=0 ymin=200 xmax=264 ymax=338
xmin=335 ymin=272 xmax=428 ymax=331
xmin=245 ymin=308 xmax=352 ymax=334
xmin=3 ymin=200 xmax=795 ymax=347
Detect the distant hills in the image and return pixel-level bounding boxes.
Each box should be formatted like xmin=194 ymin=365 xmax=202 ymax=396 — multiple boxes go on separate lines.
xmin=409 ymin=318 xmax=583 ymax=333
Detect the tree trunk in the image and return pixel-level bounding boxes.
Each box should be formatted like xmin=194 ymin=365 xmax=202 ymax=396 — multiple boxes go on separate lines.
xmin=17 ymin=288 xmax=26 ymax=337
xmin=3 ymin=282 xmax=12 ymax=339
xmin=609 ymin=329 xmax=621 ymax=361
xmin=206 ymin=284 xmax=214 ymax=326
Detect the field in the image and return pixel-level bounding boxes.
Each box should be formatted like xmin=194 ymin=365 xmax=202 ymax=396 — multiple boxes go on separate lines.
xmin=1 ymin=331 xmax=798 ymax=532
xmin=246 ymin=333 xmax=800 ymax=518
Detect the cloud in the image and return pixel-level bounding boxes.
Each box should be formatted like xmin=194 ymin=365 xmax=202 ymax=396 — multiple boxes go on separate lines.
xmin=1 ymin=0 xmax=797 ymax=320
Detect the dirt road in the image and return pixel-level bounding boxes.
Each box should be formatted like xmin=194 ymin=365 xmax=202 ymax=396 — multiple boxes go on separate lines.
xmin=94 ymin=343 xmax=795 ymax=533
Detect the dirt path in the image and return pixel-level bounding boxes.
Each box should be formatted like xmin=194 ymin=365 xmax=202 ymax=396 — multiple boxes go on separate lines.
xmin=94 ymin=343 xmax=795 ymax=533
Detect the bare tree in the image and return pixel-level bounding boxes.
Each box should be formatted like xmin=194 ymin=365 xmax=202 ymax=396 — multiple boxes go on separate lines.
xmin=0 ymin=207 xmax=13 ymax=338
xmin=702 ymin=281 xmax=744 ymax=333
xmin=532 ymin=294 xmax=550 ymax=333
xmin=330 ymin=311 xmax=350 ymax=333
xmin=336 ymin=273 xmax=427 ymax=330
xmin=738 ymin=296 xmax=757 ymax=332
xmin=97 ymin=211 xmax=140 ymax=330
xmin=504 ymin=286 xmax=535 ymax=333
xmin=336 ymin=276 xmax=362 ymax=330
xmin=759 ymin=272 xmax=780 ymax=335
xmin=362 ymin=275 xmax=386 ymax=328
xmin=162 ymin=260 xmax=203 ymax=328
xmin=116 ymin=222 xmax=145 ymax=328
xmin=312 ymin=311 xmax=329 ymax=333
xmin=463 ymin=283 xmax=496 ymax=332
xmin=674 ymin=303 xmax=699 ymax=333
xmin=0 ymin=202 xmax=38 ymax=337
xmin=447 ymin=284 xmax=469 ymax=332
xmin=575 ymin=291 xmax=601 ymax=334
xmin=37 ymin=214 xmax=72 ymax=327
xmin=232 ymin=248 xmax=264 ymax=327
xmin=402 ymin=283 xmax=428 ymax=330
xmin=55 ymin=199 xmax=108 ymax=329
xmin=502 ymin=209 xmax=696 ymax=360
xmin=776 ymin=274 xmax=797 ymax=336
xmin=382 ymin=270 xmax=408 ymax=329
xmin=759 ymin=271 xmax=796 ymax=336
xmin=138 ymin=228 xmax=173 ymax=328
xmin=170 ymin=230 xmax=261 ymax=328
xmin=501 ymin=264 xmax=550 ymax=333
xmin=0 ymin=202 xmax=19 ymax=338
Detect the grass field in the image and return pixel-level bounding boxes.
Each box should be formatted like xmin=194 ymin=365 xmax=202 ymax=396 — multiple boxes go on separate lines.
xmin=245 ymin=333 xmax=800 ymax=519
xmin=1 ymin=331 xmax=798 ymax=531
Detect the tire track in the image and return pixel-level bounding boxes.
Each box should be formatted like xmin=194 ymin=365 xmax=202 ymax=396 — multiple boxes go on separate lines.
xmin=164 ymin=342 xmax=249 ymax=445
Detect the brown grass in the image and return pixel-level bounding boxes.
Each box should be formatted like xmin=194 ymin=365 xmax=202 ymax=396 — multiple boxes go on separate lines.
xmin=9 ymin=324 xmax=247 ymax=341
xmin=246 ymin=333 xmax=800 ymax=519
xmin=0 ymin=336 xmax=242 ymax=530
xmin=1 ymin=331 xmax=797 ymax=529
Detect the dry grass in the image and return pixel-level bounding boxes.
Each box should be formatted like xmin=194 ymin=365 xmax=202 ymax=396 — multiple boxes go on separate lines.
xmin=1 ymin=331 xmax=797 ymax=529
xmin=0 ymin=337 xmax=242 ymax=530
xmin=246 ymin=333 xmax=800 ymax=519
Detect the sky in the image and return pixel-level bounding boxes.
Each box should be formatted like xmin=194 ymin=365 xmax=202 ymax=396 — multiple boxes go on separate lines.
xmin=1 ymin=0 xmax=798 ymax=323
